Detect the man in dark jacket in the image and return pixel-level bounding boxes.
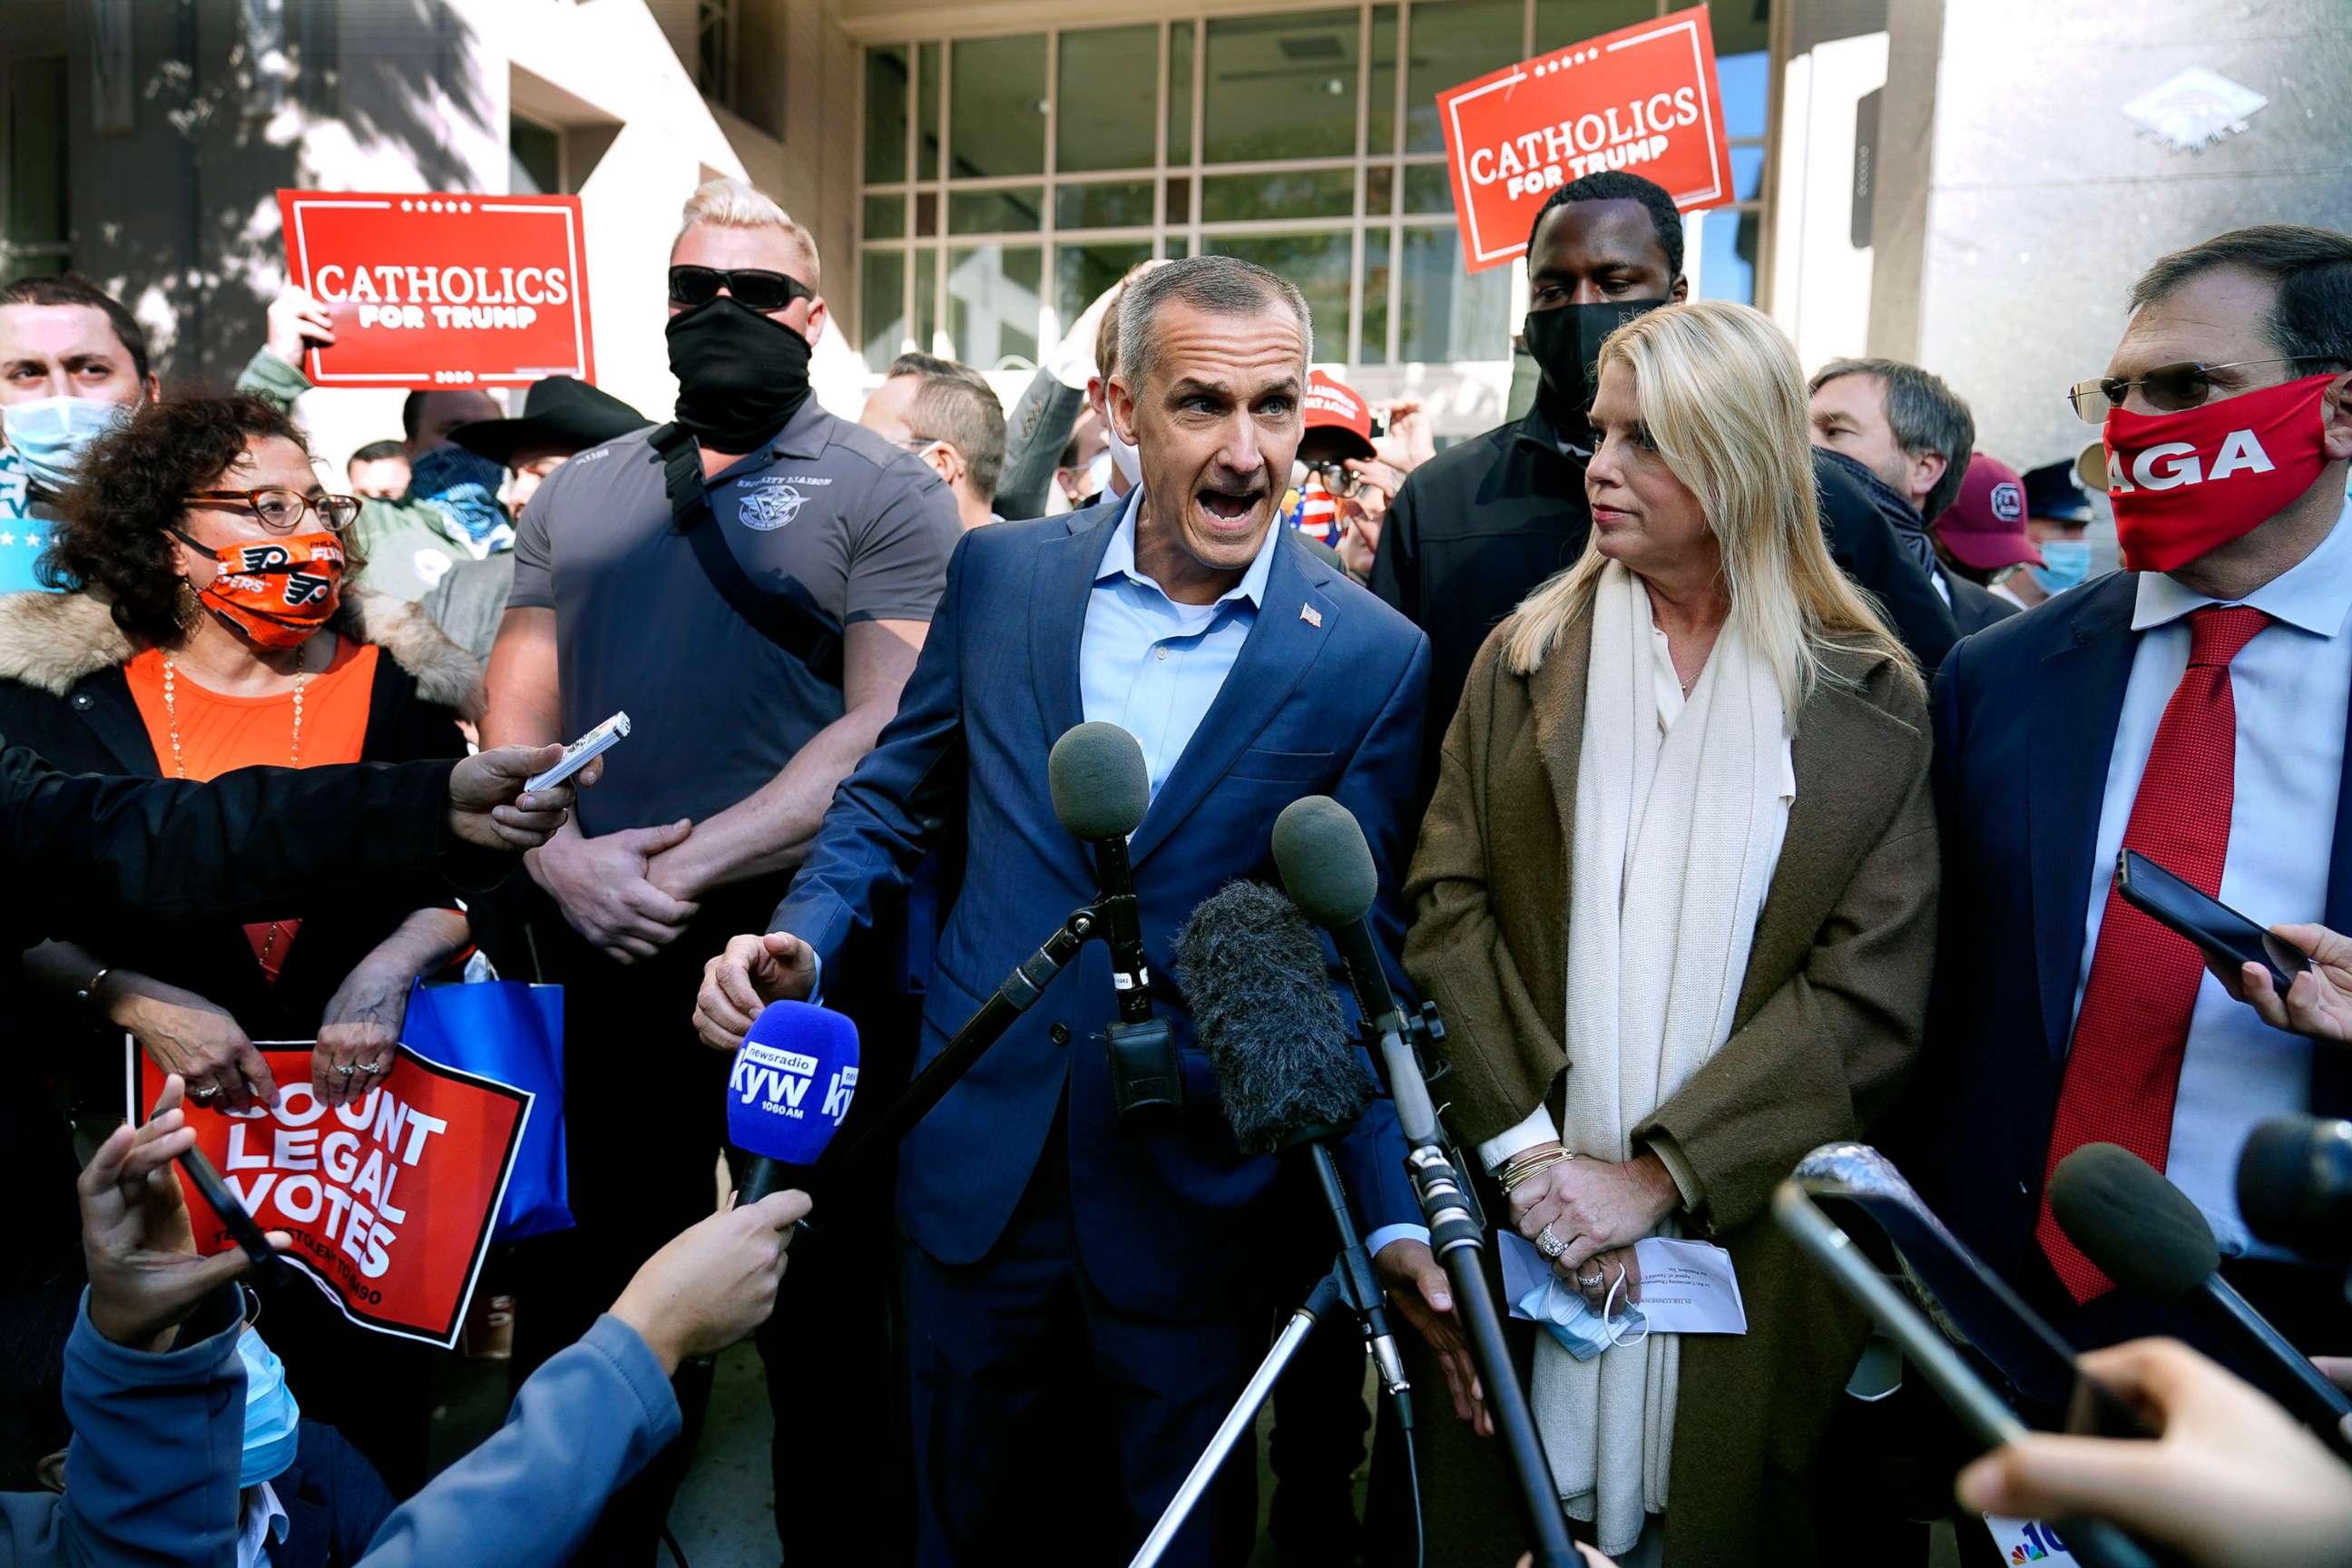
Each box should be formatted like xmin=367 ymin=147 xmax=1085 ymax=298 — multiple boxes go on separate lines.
xmin=1371 ymin=172 xmax=1957 ymax=798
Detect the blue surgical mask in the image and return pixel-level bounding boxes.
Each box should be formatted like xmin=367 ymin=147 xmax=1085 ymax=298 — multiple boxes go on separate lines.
xmin=236 ymin=1328 xmax=301 ymax=1488
xmin=1516 ymin=1261 xmax=1650 ymax=1361
xmin=2030 ymin=538 xmax=2092 ymax=596
xmin=0 ymin=396 xmax=134 ymax=495
xmin=408 ymin=445 xmax=511 ymax=545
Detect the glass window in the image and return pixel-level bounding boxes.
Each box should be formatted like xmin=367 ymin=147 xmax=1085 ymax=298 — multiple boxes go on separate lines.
xmin=1360 ymin=230 xmax=1391 ymax=366
xmin=509 ymin=114 xmax=562 ymax=196
xmin=1203 ymin=10 xmax=1358 ymax=163
xmin=947 ymin=186 xmax=1044 ymax=235
xmin=1692 ymin=207 xmax=1759 ymax=305
xmin=915 ymin=250 xmax=938 ymax=354
xmin=1367 ymin=5 xmax=1397 ymax=159
xmin=860 ymin=250 xmax=906 ymax=366
xmin=1405 ymin=0 xmax=1524 ymax=154
xmin=917 ymin=42 xmax=942 ymax=181
xmin=864 ymin=44 xmax=910 ymax=183
xmin=1533 ymin=0 xmax=1657 ymax=50
xmin=1164 ymin=176 xmax=1192 ymax=227
xmin=1201 ymin=168 xmax=1354 ymax=224
xmin=1058 ymin=26 xmax=1159 ymax=173
xmin=1717 ymin=52 xmax=1771 ymax=142
xmin=1367 ymin=164 xmax=1395 ymax=216
xmin=1056 ymin=241 xmax=1153 ymax=331
xmin=1168 ymin=21 xmax=1195 ymax=164
xmin=1402 ymin=163 xmax=1456 ymax=213
xmin=1056 ymin=181 xmax=1155 ymax=231
xmin=1202 ymin=231 xmax=1350 ymax=361
xmin=4 ymin=58 xmax=67 ymax=270
xmin=949 ymin=34 xmax=1046 ymax=179
xmin=1401 ymin=227 xmax=1510 ymax=362
xmin=1732 ymin=144 xmax=1766 ymax=201
xmin=946 ymin=244 xmax=1043 ymax=368
xmin=863 ymin=193 xmax=905 ymax=241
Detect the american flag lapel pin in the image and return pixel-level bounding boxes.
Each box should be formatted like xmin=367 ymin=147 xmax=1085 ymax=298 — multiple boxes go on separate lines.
xmin=1300 ymin=603 xmax=1323 ymax=629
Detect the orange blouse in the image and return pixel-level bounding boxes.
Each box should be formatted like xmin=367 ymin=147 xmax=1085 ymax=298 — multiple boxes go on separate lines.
xmin=125 ymin=639 xmax=379 ymax=980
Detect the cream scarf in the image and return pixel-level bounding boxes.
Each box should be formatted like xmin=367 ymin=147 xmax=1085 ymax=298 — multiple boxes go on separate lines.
xmin=1532 ymin=561 xmax=1789 ymax=1556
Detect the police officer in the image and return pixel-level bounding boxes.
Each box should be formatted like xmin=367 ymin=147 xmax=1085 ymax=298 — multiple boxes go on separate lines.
xmin=480 ymin=176 xmax=959 ymax=1564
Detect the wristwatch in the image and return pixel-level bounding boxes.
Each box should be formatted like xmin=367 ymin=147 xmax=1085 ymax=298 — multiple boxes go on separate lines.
xmin=74 ymin=965 xmax=114 ymax=1023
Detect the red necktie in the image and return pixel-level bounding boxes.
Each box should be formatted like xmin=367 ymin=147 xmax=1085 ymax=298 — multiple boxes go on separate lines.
xmin=2036 ymin=603 xmax=2273 ymax=1302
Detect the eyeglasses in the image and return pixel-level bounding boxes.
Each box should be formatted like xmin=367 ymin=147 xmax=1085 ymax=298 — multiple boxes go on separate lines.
xmin=184 ymin=488 xmax=360 ymax=534
xmin=2066 ymin=357 xmax=2346 ymax=425
xmin=667 ymin=265 xmax=815 ymax=312
xmin=1304 ymin=460 xmax=1364 ymax=499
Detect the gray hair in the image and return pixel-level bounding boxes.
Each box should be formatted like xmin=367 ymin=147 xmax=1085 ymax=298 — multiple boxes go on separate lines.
xmin=2128 ymin=223 xmax=2352 ymax=371
xmin=1114 ymin=256 xmax=1309 ymax=393
xmin=1809 ymin=356 xmax=1975 ymax=521
xmin=887 ymin=351 xmax=1006 ymax=501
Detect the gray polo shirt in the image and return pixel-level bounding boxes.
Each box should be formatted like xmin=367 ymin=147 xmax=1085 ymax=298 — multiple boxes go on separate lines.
xmin=507 ymin=397 xmax=960 ymax=835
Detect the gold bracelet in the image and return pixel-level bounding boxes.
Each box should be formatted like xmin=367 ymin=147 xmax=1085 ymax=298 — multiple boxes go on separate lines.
xmin=1496 ymin=1148 xmax=1571 ymax=1192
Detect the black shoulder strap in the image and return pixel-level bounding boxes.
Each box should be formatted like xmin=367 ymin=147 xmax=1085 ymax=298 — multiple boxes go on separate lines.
xmin=647 ymin=423 xmax=844 ymax=689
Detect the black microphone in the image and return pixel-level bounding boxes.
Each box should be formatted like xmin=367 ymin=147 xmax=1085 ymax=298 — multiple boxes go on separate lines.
xmin=2050 ymin=1142 xmax=2352 ymax=1451
xmin=1271 ymin=796 xmax=1407 ymax=1041
xmin=1174 ymin=880 xmax=1410 ymax=1410
xmin=1047 ymin=721 xmax=1181 ymax=1123
xmin=2238 ymin=1115 xmax=2352 ymax=1265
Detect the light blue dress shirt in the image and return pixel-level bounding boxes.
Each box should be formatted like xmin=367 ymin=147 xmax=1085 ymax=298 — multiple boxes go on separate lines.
xmin=1081 ymin=488 xmax=1279 ymax=802
xmin=2074 ymin=497 xmax=2352 ymax=1257
xmin=1080 ymin=490 xmax=1424 ymax=1259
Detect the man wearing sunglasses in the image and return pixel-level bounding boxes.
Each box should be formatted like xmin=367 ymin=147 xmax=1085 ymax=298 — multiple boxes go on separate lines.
xmin=1916 ymin=225 xmax=2352 ymax=1374
xmin=480 ymin=176 xmax=958 ymax=1565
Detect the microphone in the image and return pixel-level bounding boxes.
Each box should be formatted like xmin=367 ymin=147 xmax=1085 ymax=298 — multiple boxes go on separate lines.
xmin=2049 ymin=1142 xmax=2352 ymax=1450
xmin=1174 ymin=880 xmax=1409 ymax=1408
xmin=1048 ymin=721 xmax=1181 ymax=1123
xmin=726 ymin=1001 xmax=860 ymax=1206
xmin=2237 ymin=1115 xmax=2352 ymax=1264
xmin=1271 ymin=796 xmax=1407 ymax=1043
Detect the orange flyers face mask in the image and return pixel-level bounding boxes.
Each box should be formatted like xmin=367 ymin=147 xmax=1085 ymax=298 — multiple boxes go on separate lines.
xmin=172 ymin=530 xmax=347 ymax=650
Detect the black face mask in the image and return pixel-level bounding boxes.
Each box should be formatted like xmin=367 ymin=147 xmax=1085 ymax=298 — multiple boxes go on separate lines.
xmin=1523 ymin=298 xmax=1668 ymax=438
xmin=666 ymin=296 xmax=813 ymax=452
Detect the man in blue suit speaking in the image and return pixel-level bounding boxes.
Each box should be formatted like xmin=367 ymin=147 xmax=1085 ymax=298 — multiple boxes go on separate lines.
xmin=691 ymin=256 xmax=1473 ymax=1565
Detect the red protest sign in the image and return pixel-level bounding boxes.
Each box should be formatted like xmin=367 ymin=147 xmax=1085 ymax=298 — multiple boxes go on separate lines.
xmin=277 ymin=190 xmax=596 ymax=389
xmin=1436 ymin=5 xmax=1736 ymax=274
xmin=130 ymin=1043 xmax=531 ymax=1347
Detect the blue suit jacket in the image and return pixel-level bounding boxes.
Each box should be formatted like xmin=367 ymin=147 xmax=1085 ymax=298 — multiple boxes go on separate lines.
xmin=772 ymin=503 xmax=1432 ymax=1318
xmin=1916 ymin=571 xmax=2352 ymax=1283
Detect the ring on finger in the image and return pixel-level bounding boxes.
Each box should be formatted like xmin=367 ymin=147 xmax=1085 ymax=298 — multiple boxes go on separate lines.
xmin=335 ymin=1063 xmax=357 ymax=1077
xmin=1535 ymin=1223 xmax=1568 ymax=1259
xmin=359 ymin=1060 xmax=387 ymax=1075
xmin=191 ymin=1083 xmax=220 ymax=1100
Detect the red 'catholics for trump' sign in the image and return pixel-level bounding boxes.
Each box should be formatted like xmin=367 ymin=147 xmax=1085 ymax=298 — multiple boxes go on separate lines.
xmin=131 ymin=1044 xmax=531 ymax=1346
xmin=1436 ymin=5 xmax=1736 ymax=274
xmin=276 ymin=189 xmax=596 ymax=389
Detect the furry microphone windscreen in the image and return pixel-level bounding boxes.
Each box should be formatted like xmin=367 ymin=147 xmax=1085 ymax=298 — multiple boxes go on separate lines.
xmin=1174 ymin=879 xmax=1376 ymax=1156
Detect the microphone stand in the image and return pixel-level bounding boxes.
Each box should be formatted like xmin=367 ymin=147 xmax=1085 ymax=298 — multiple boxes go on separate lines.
xmin=1128 ymin=1130 xmax=1412 ymax=1568
xmin=1372 ymin=1005 xmax=1581 ymax=1568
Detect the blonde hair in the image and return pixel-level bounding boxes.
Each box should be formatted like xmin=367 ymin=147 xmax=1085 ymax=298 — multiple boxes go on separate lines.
xmin=1501 ymin=300 xmax=1919 ymax=720
xmin=672 ymin=177 xmax=821 ymax=287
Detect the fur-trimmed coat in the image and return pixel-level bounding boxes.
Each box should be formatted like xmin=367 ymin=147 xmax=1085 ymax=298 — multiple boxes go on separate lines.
xmin=0 ymin=588 xmax=482 ymax=1045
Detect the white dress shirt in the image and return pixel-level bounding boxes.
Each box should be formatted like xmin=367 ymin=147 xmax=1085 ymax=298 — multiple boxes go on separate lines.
xmin=2073 ymin=498 xmax=2352 ymax=1257
xmin=236 ymin=1481 xmax=289 ymax=1568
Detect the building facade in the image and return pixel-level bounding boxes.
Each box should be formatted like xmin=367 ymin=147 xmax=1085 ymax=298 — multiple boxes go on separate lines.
xmin=4 ymin=0 xmax=2347 ymax=482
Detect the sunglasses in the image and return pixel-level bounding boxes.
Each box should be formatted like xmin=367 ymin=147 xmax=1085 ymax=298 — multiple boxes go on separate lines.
xmin=667 ymin=265 xmax=815 ymax=313
xmin=184 ymin=487 xmax=361 ymax=534
xmin=2066 ymin=357 xmax=2344 ymax=425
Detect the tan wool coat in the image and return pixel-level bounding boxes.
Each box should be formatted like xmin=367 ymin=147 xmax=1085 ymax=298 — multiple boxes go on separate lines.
xmin=1404 ymin=610 xmax=1937 ymax=1566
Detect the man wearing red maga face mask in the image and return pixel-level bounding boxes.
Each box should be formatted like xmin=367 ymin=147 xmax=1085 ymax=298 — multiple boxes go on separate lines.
xmin=1915 ymin=224 xmax=2352 ymax=1380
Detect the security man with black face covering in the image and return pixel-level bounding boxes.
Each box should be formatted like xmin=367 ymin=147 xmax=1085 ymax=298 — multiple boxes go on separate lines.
xmin=480 ymin=177 xmax=959 ymax=1565
xmin=1371 ymin=171 xmax=1955 ymax=805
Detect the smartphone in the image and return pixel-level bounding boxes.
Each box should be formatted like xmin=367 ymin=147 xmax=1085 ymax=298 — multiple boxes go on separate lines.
xmin=2115 ymin=848 xmax=2309 ymax=993
xmin=525 ymin=710 xmax=630 ymax=794
xmin=1776 ymin=1181 xmax=2171 ymax=1568
xmin=144 ymin=1102 xmax=279 ymax=1268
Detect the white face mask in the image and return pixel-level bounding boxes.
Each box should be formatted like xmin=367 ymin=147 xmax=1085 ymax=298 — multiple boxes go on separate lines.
xmin=1 ymin=396 xmax=135 ymax=494
xmin=1081 ymin=450 xmax=1114 ymax=498
xmin=1107 ymin=423 xmax=1142 ymax=489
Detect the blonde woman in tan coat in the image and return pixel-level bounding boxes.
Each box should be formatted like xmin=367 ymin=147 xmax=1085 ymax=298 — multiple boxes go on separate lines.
xmin=1406 ymin=301 xmax=1936 ymax=1566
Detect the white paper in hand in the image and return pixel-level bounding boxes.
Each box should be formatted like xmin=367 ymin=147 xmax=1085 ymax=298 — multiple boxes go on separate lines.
xmin=1626 ymin=1237 xmax=1748 ymax=1334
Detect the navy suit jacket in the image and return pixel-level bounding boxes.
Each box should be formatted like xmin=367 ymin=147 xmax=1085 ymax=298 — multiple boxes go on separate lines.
xmin=772 ymin=502 xmax=1431 ymax=1318
xmin=1916 ymin=571 xmax=2352 ymax=1284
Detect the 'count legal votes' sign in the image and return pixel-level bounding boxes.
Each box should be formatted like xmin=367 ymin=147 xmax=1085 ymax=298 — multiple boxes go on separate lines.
xmin=277 ymin=190 xmax=597 ymax=389
xmin=1436 ymin=6 xmax=1736 ymax=274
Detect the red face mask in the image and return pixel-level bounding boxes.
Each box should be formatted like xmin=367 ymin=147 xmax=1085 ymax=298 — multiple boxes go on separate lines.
xmin=174 ymin=531 xmax=347 ymax=650
xmin=2104 ymin=371 xmax=2337 ymax=573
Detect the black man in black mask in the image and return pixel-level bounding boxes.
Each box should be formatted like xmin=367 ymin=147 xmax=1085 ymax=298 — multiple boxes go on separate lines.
xmin=1371 ymin=171 xmax=1955 ymax=807
xmin=481 ymin=177 xmax=959 ymax=1566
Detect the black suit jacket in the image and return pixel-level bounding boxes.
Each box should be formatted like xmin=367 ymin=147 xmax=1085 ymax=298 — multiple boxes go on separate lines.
xmin=1914 ymin=571 xmax=2352 ymax=1290
xmin=1945 ymin=573 xmax=2021 ymax=637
